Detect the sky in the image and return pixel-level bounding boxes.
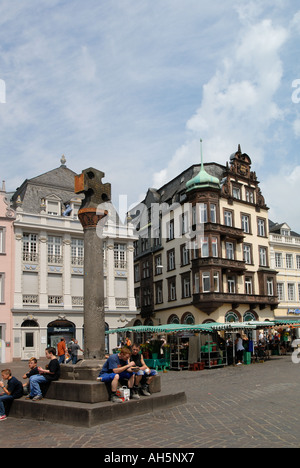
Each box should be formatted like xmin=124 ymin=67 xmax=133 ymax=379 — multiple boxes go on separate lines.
xmin=0 ymin=0 xmax=300 ymax=231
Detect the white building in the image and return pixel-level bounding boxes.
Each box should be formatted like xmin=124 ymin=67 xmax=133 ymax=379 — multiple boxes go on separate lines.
xmin=11 ymin=158 xmax=136 ymax=360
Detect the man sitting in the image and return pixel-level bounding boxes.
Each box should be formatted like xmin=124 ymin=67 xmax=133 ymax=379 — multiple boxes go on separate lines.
xmin=27 ymin=347 xmax=60 ymax=401
xmin=130 ymin=343 xmax=158 ymax=397
xmin=97 ymin=347 xmax=139 ymax=403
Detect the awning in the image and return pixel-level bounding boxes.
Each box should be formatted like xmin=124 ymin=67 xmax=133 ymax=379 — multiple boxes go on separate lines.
xmin=105 ymin=321 xmax=261 ymax=335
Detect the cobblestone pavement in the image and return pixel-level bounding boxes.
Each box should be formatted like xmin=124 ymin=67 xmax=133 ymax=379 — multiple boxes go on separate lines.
xmin=1 ymin=355 xmax=300 ymax=449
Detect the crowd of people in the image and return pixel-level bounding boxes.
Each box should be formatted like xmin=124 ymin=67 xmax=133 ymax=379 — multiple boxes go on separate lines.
xmin=0 ymin=339 xmax=160 ymax=419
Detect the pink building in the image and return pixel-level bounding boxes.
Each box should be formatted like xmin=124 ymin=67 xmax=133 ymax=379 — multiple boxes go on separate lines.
xmin=0 ymin=181 xmax=15 ymax=362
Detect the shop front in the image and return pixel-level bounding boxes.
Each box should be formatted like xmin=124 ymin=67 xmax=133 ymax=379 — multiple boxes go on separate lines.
xmin=47 ymin=319 xmax=76 ymax=349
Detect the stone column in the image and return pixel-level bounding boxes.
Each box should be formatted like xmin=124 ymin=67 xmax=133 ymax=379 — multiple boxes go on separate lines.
xmin=74 ymin=168 xmax=111 ymax=365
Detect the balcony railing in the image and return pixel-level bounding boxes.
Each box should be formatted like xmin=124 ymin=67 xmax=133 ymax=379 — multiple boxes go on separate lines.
xmin=23 ymin=252 xmax=38 ymax=262
xmin=71 ymin=256 xmax=84 ymax=266
xmin=48 ymin=295 xmax=63 ymax=305
xmin=23 ymin=295 xmax=39 ymax=305
xmin=48 ymin=254 xmax=63 ymax=264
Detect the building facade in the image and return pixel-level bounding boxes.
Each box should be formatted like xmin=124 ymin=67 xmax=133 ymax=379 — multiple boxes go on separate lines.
xmin=0 ymin=182 xmax=16 ymax=362
xmin=10 ymin=158 xmax=136 ymax=360
xmin=131 ymin=145 xmax=278 ymax=327
xmin=269 ymin=221 xmax=300 ymax=320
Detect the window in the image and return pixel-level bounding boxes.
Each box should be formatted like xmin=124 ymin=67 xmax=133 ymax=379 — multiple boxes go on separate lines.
xmin=286 ymin=254 xmax=293 ymax=269
xmin=143 ymin=288 xmax=152 ymax=307
xmin=168 ymin=278 xmax=176 ymax=301
xmin=257 ymin=218 xmax=266 ymax=237
xmin=202 ymin=272 xmax=210 ymax=292
xmin=288 ymin=283 xmax=295 ymax=301
xmin=243 ymin=244 xmax=252 ymax=264
xmin=71 ymin=238 xmax=84 ymax=266
xmin=267 ymin=278 xmax=274 ymax=297
xmin=0 ymin=274 xmax=4 ymax=303
xmin=48 ymin=236 xmax=62 ymax=264
xmin=201 ymin=237 xmax=209 ymax=258
xmin=224 ymin=211 xmax=233 ymax=227
xmin=167 ymin=219 xmax=174 ymax=241
xmin=23 ymin=234 xmax=38 ymax=262
xmin=154 ymin=255 xmax=162 ymax=275
xmin=277 ymin=283 xmax=284 ymax=301
xmin=275 ymin=253 xmax=283 ymax=268
xmin=226 ymin=242 xmax=234 ymax=260
xmin=259 ymin=247 xmax=267 ymax=267
xmin=167 ymin=249 xmax=175 ymax=271
xmin=241 ymin=214 xmax=250 ymax=233
xmin=114 ymin=243 xmax=126 ymax=268
xmin=296 ymin=255 xmax=300 ymax=270
xmin=182 ymin=275 xmax=191 ymax=298
xmin=181 ymin=244 xmax=189 ymax=266
xmin=232 ymin=186 xmax=241 ymax=200
xmin=46 ymin=198 xmax=61 ymax=216
xmin=0 ymin=228 xmax=5 ymax=254
xmin=212 ymin=237 xmax=218 ymax=257
xmin=134 ymin=265 xmax=140 ymax=282
xmin=210 ymin=204 xmax=217 ymax=223
xmin=155 ymin=282 xmax=163 ymax=304
xmin=245 ymin=189 xmax=254 ymax=203
xmin=194 ymin=273 xmax=200 ymax=293
xmin=142 ymin=261 xmax=150 ymax=279
xmin=245 ymin=276 xmax=253 ymax=295
xmin=199 ymin=204 xmax=208 ymax=224
xmin=227 ymin=276 xmax=236 ymax=293
xmin=213 ymin=272 xmax=220 ymax=292
xmin=181 ymin=213 xmax=188 ymax=235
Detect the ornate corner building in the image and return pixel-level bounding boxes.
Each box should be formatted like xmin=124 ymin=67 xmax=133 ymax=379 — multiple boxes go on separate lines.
xmin=130 ymin=145 xmax=279 ymax=327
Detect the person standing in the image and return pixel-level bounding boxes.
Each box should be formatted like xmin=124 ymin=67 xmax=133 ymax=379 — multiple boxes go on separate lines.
xmin=235 ymin=333 xmax=245 ymax=365
xmin=57 ymin=337 xmax=67 ymax=364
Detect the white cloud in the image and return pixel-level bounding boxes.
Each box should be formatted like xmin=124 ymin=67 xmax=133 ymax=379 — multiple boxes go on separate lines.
xmin=262 ymin=165 xmax=300 ymax=232
xmin=152 ymin=15 xmax=289 ymax=188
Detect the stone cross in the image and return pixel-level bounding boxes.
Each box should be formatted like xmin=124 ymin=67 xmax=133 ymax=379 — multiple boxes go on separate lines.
xmin=75 ymin=168 xmax=111 ymax=362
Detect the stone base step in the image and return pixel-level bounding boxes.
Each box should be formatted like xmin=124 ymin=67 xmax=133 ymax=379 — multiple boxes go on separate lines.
xmin=45 ymin=377 xmax=161 ymax=404
xmin=9 ymin=391 xmax=187 ymax=428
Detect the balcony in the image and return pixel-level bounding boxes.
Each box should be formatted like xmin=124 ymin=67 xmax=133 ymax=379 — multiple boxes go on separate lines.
xmin=23 ymin=295 xmax=39 ymax=306
xmin=193 ymin=292 xmax=279 ymax=314
xmin=48 ymin=295 xmax=63 ymax=306
xmin=192 ymin=257 xmax=246 ymax=274
xmin=205 ymin=223 xmax=245 ymax=243
xmin=23 ymin=252 xmax=38 ymax=263
xmin=48 ymin=254 xmax=63 ymax=264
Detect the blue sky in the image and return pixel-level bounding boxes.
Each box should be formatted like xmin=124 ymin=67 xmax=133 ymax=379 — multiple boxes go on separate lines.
xmin=1 ymin=1 xmax=300 ymax=230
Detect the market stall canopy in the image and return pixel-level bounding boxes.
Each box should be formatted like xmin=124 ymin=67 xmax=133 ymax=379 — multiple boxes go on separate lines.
xmin=105 ymin=321 xmax=263 ymax=335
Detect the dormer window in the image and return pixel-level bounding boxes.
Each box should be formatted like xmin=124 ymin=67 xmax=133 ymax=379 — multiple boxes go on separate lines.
xmin=281 ymin=228 xmax=290 ymax=237
xmin=45 ymin=195 xmax=62 ymax=216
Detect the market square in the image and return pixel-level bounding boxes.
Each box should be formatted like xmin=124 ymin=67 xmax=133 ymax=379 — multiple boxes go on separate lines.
xmin=0 ymin=353 xmax=299 ymax=449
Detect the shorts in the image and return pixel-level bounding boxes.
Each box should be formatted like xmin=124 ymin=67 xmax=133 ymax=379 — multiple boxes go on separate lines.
xmin=137 ymin=369 xmax=158 ymax=377
xmin=99 ymin=371 xmax=133 ymax=383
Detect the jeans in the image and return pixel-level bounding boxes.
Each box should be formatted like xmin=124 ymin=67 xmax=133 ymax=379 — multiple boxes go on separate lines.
xmin=0 ymin=394 xmax=14 ymax=416
xmin=58 ymin=355 xmax=65 ymax=364
xmin=29 ymin=374 xmax=47 ymax=397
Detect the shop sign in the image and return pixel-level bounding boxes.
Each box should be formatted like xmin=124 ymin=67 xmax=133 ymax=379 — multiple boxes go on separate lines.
xmin=288 ymin=309 xmax=300 ymax=315
xmin=48 ymin=327 xmax=75 ymax=333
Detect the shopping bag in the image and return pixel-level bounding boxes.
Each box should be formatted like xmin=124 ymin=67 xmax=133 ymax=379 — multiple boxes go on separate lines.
xmin=116 ymin=386 xmax=130 ymax=401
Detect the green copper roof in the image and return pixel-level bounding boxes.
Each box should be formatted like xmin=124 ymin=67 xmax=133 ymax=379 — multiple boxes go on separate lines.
xmin=186 ymin=139 xmax=220 ymax=192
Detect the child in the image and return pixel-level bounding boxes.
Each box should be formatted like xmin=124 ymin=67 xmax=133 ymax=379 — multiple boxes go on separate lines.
xmin=22 ymin=357 xmax=39 ymax=395
xmin=27 ymin=347 xmax=60 ymax=401
xmin=0 ymin=369 xmax=23 ymax=420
